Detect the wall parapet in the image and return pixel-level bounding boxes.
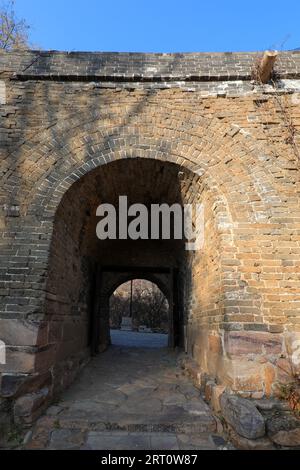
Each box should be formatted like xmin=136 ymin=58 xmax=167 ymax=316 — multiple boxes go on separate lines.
xmin=1 ymin=50 xmax=300 ymax=83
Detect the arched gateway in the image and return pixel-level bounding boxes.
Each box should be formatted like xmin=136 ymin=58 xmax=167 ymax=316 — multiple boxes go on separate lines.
xmin=0 ymin=50 xmax=300 ymax=425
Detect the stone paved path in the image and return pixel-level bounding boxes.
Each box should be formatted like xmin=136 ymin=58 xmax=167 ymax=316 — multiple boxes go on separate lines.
xmin=24 ymin=331 xmax=229 ymax=450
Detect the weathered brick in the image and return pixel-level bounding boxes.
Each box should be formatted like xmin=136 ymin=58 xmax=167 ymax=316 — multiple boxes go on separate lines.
xmin=0 ymin=50 xmax=299 ymax=419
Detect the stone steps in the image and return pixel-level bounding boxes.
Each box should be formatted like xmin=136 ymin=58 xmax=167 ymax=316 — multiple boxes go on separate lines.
xmin=47 ymin=414 xmax=217 ymax=435
xmin=43 ymin=429 xmax=224 ymax=451
xmin=23 ymin=413 xmax=224 ymax=450
xmin=42 ymin=398 xmax=218 ymax=434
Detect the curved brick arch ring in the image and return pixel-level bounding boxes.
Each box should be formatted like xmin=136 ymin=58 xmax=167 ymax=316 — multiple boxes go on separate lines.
xmin=39 ymin=147 xmax=231 ymax=220
xmin=4 ymin=105 xmax=288 ymax=220
xmin=102 ymin=273 xmax=171 ymax=301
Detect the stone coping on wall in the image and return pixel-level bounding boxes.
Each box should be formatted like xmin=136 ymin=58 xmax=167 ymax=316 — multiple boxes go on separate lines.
xmin=1 ymin=50 xmax=300 ymax=82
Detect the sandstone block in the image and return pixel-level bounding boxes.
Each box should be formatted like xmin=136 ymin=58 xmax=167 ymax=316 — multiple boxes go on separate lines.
xmin=0 ymin=319 xmax=47 ymax=347
xmin=208 ymin=334 xmax=223 ymax=355
xmin=225 ymin=331 xmax=283 ymax=357
xmin=14 ymin=388 xmax=50 ymax=423
xmin=276 ymin=358 xmax=293 ymax=384
xmin=264 ymin=364 xmax=276 ymax=397
xmin=285 ymin=333 xmax=300 ymax=376
xmin=0 ymin=349 xmax=35 ymax=374
xmin=220 ymin=358 xmax=264 ymax=392
xmin=0 ymin=371 xmax=52 ymax=398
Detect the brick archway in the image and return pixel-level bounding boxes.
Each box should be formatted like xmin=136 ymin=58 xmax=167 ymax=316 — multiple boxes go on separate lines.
xmin=41 ymin=157 xmax=225 ymax=400
xmin=94 ymin=269 xmax=172 ymax=353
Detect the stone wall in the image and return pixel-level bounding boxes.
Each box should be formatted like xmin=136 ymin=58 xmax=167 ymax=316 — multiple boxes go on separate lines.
xmin=0 ymin=50 xmax=300 ymax=424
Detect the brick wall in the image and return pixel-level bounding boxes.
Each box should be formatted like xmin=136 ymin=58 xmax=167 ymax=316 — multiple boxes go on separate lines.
xmin=0 ymin=51 xmax=300 ymax=423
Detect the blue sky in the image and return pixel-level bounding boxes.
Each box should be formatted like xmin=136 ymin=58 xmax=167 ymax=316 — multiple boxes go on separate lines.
xmin=13 ymin=0 xmax=300 ymax=52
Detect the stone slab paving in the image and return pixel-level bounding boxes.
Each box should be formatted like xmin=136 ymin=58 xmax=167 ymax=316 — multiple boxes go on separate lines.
xmin=24 ymin=331 xmax=230 ymax=450
xmin=111 ymin=330 xmax=169 ymax=348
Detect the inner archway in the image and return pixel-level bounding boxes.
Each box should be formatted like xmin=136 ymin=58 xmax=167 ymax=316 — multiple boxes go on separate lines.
xmin=109 ymin=279 xmax=170 ymax=348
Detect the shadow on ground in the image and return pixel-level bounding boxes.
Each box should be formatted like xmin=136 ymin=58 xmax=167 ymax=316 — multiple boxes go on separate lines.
xmin=23 ymin=331 xmax=231 ymax=450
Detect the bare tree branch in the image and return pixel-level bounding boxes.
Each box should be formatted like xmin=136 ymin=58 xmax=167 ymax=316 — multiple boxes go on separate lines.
xmin=0 ymin=0 xmax=30 ymax=50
